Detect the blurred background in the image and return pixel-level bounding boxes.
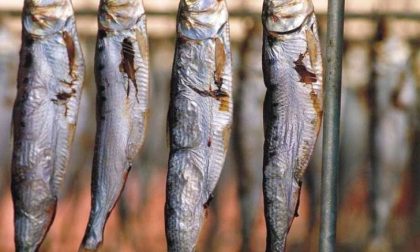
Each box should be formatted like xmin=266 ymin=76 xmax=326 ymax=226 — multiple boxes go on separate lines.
xmin=0 ymin=0 xmax=420 ymax=251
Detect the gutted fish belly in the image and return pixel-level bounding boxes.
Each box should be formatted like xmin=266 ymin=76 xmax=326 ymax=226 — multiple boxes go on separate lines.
xmin=81 ymin=0 xmax=149 ymax=250
xmin=233 ymin=24 xmax=265 ymax=252
xmin=262 ymin=0 xmax=323 ymax=250
xmin=11 ymin=0 xmax=84 ymax=250
xmin=165 ymin=1 xmax=232 ymax=251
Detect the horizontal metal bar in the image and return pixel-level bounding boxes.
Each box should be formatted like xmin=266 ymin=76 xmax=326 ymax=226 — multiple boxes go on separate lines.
xmin=342 ymin=12 xmax=420 ymax=19
xmin=1 ymin=9 xmax=420 ymax=20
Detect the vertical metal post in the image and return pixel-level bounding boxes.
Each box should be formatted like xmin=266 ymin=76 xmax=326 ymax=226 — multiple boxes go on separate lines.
xmin=320 ymin=0 xmax=346 ymax=251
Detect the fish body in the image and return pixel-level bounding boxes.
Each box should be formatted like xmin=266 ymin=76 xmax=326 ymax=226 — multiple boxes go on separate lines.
xmin=165 ymin=1 xmax=232 ymax=251
xmin=339 ymin=44 xmax=370 ymax=201
xmin=369 ymin=35 xmax=416 ymax=249
xmin=233 ymin=24 xmax=265 ymax=252
xmin=81 ymin=0 xmax=149 ymax=250
xmin=11 ymin=0 xmax=84 ymax=250
xmin=0 ymin=27 xmax=17 ymax=194
xmin=261 ymin=0 xmax=323 ymax=250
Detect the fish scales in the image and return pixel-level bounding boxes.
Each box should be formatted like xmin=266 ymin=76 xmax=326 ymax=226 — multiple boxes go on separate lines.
xmin=81 ymin=0 xmax=149 ymax=250
xmin=165 ymin=1 xmax=232 ymax=251
xmin=12 ymin=0 xmax=85 ymax=250
xmin=262 ymin=0 xmax=323 ymax=251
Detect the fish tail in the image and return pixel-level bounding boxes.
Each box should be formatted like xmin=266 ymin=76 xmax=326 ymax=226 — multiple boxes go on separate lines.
xmin=263 ymin=149 xmax=302 ymax=251
xmin=82 ymin=147 xmax=132 ymax=250
xmin=165 ymin=150 xmax=206 ymax=251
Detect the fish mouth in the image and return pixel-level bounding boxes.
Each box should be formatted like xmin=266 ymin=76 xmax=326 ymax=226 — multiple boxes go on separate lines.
xmin=98 ymin=0 xmax=145 ymax=31
xmin=178 ymin=0 xmax=228 ymax=40
xmin=23 ymin=0 xmax=73 ymax=36
xmin=262 ymin=0 xmax=314 ymax=33
xmin=101 ymin=0 xmax=143 ymax=10
xmin=26 ymin=0 xmax=67 ymax=7
xmin=182 ymin=0 xmax=222 ymax=12
xmin=25 ymin=0 xmax=72 ymax=18
xmin=181 ymin=0 xmax=227 ymax=17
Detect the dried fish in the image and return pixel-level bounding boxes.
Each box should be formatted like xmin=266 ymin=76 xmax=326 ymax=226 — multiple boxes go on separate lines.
xmin=261 ymin=0 xmax=323 ymax=250
xmin=367 ymin=31 xmax=416 ymax=252
xmin=0 ymin=25 xmax=17 ymax=195
xmin=165 ymin=0 xmax=232 ymax=251
xmin=11 ymin=0 xmax=84 ymax=250
xmin=233 ymin=22 xmax=265 ymax=252
xmin=339 ymin=43 xmax=370 ymax=202
xmin=81 ymin=0 xmax=149 ymax=250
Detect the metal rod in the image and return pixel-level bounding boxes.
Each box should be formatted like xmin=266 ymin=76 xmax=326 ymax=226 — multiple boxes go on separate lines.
xmin=319 ymin=0 xmax=346 ymax=251
xmin=1 ymin=10 xmax=420 ymax=19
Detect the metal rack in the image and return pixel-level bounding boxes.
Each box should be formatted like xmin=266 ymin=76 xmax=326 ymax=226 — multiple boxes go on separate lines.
xmin=1 ymin=10 xmax=420 ymax=19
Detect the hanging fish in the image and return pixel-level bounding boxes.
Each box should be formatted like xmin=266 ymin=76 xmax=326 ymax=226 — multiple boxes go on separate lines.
xmin=80 ymin=0 xmax=149 ymax=250
xmin=261 ymin=0 xmax=323 ymax=250
xmin=11 ymin=0 xmax=85 ymax=250
xmin=165 ymin=0 xmax=232 ymax=251
xmin=0 ymin=24 xmax=17 ymax=195
xmin=233 ymin=22 xmax=265 ymax=252
xmin=339 ymin=43 xmax=370 ymax=202
xmin=367 ymin=27 xmax=416 ymax=252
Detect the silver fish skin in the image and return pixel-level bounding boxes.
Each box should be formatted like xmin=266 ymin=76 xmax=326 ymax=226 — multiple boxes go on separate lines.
xmin=233 ymin=23 xmax=265 ymax=252
xmin=368 ymin=35 xmax=416 ymax=251
xmin=11 ymin=0 xmax=85 ymax=251
xmin=81 ymin=0 xmax=149 ymax=250
xmin=262 ymin=0 xmax=323 ymax=251
xmin=165 ymin=0 xmax=232 ymax=251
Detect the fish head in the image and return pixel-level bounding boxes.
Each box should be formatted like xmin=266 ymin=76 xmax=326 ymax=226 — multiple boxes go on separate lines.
xmin=178 ymin=0 xmax=228 ymax=40
xmin=98 ymin=0 xmax=145 ymax=32
xmin=23 ymin=0 xmax=73 ymax=36
xmin=183 ymin=0 xmax=220 ymax=10
xmin=262 ymin=0 xmax=313 ymax=33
